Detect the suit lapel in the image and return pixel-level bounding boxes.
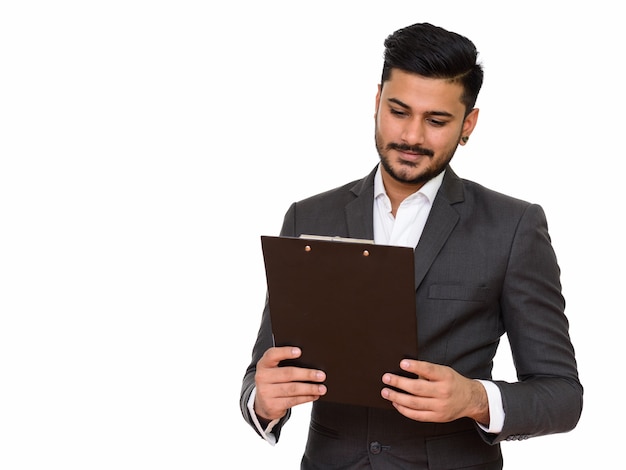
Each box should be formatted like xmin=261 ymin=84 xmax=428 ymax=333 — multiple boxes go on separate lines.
xmin=345 ymin=167 xmax=376 ymax=240
xmin=413 ymin=167 xmax=464 ymax=290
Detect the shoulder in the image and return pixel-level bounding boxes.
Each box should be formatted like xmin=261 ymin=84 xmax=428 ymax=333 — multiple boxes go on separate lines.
xmin=442 ymin=168 xmax=547 ymax=228
xmin=461 ymin=178 xmax=532 ymax=210
xmin=443 ymin=168 xmax=533 ymax=212
xmin=291 ymin=167 xmax=376 ymax=212
xmin=295 ymin=178 xmax=363 ymax=209
xmin=278 ymin=169 xmax=376 ymax=238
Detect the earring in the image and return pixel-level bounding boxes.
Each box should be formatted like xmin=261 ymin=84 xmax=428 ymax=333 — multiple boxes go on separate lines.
xmin=461 ymin=136 xmax=469 ymax=143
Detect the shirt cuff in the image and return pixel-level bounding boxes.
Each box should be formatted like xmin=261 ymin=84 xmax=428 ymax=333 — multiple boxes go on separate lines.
xmin=476 ymin=380 xmax=505 ymax=434
xmin=247 ymin=387 xmax=279 ymax=445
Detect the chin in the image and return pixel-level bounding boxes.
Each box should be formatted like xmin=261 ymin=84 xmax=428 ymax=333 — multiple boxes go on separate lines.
xmin=391 ymin=169 xmax=427 ymax=185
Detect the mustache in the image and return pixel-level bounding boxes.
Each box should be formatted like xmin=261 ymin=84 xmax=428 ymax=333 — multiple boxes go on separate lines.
xmin=387 ymin=142 xmax=434 ymax=157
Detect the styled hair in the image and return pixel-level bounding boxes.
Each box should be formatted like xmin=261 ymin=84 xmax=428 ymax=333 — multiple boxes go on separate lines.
xmin=381 ymin=23 xmax=484 ymax=114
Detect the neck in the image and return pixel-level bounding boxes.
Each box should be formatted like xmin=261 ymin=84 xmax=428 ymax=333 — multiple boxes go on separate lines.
xmin=380 ymin=170 xmax=424 ymax=217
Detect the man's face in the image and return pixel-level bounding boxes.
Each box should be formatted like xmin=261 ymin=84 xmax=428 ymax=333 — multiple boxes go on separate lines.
xmin=374 ymin=69 xmax=478 ymax=188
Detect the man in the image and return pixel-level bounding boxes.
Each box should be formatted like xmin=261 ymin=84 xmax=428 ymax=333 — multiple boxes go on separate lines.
xmin=240 ymin=22 xmax=582 ymax=469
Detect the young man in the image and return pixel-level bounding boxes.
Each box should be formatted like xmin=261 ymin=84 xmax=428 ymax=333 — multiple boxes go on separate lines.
xmin=240 ymin=22 xmax=582 ymax=469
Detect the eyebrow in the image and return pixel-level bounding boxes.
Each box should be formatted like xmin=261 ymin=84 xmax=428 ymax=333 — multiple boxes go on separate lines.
xmin=387 ymin=97 xmax=454 ymax=118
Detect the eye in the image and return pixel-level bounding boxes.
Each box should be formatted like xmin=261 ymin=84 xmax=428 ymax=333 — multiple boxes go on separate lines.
xmin=389 ymin=108 xmax=408 ymax=117
xmin=427 ymin=118 xmax=446 ymax=127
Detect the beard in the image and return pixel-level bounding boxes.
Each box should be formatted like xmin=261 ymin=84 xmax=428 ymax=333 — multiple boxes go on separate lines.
xmin=375 ymin=129 xmax=459 ymax=185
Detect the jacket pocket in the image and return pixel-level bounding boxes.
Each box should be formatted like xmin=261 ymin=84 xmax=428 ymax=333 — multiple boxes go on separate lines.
xmin=426 ymin=430 xmax=502 ymax=469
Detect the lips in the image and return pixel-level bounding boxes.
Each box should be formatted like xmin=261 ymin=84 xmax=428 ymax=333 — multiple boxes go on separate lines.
xmin=396 ymin=150 xmax=427 ymax=162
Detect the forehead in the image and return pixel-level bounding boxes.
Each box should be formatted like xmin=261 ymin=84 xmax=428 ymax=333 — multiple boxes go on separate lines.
xmin=381 ymin=69 xmax=465 ymax=114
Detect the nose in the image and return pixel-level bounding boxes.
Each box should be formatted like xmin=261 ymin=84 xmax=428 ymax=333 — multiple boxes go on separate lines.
xmin=400 ymin=118 xmax=425 ymax=145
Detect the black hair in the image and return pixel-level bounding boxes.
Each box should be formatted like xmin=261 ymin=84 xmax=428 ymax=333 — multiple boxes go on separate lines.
xmin=381 ymin=23 xmax=484 ymax=114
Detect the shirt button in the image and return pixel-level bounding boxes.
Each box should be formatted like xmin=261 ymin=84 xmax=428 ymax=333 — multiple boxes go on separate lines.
xmin=369 ymin=441 xmax=381 ymax=455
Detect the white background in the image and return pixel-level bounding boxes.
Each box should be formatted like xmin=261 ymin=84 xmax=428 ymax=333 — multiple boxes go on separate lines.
xmin=1 ymin=1 xmax=623 ymax=468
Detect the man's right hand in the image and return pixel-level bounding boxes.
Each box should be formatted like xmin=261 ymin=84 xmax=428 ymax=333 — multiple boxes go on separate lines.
xmin=254 ymin=346 xmax=327 ymax=423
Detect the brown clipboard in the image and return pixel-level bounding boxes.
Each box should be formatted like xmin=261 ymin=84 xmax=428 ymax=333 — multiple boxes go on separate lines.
xmin=261 ymin=235 xmax=418 ymax=409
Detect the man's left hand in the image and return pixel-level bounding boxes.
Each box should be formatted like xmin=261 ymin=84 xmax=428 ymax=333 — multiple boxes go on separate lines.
xmin=381 ymin=359 xmax=490 ymax=426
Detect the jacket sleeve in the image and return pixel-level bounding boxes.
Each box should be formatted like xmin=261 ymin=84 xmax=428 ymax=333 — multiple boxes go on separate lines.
xmin=487 ymin=203 xmax=583 ymax=443
xmin=240 ymin=296 xmax=293 ymax=442
xmin=239 ymin=204 xmax=299 ymax=442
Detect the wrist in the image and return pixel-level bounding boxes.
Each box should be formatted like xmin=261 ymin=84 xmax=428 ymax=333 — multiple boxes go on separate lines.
xmin=255 ymin=411 xmax=274 ymax=429
xmin=469 ymin=379 xmax=490 ymax=426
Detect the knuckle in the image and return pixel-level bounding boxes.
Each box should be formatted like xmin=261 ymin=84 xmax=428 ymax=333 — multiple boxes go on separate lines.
xmin=285 ymin=382 xmax=298 ymax=395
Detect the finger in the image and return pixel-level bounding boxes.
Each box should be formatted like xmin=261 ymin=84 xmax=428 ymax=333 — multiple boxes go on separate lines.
xmin=382 ymin=372 xmax=412 ymax=394
xmin=255 ymin=381 xmax=327 ymax=421
xmin=381 ymin=385 xmax=413 ymax=406
xmin=256 ymin=363 xmax=326 ymax=387
xmin=400 ymin=359 xmax=438 ymax=378
xmin=380 ymin=385 xmax=434 ymax=417
xmin=382 ymin=369 xmax=433 ymax=395
xmin=260 ymin=346 xmax=302 ymax=368
xmin=257 ymin=348 xmax=326 ymax=385
xmin=277 ymin=381 xmax=327 ymax=400
xmin=266 ymin=383 xmax=328 ymax=413
xmin=281 ymin=367 xmax=326 ymax=384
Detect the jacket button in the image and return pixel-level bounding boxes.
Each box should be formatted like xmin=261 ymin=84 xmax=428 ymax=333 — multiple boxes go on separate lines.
xmin=370 ymin=441 xmax=381 ymax=454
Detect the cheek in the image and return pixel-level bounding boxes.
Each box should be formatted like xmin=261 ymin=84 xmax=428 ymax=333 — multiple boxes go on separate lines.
xmin=429 ymin=128 xmax=461 ymax=150
xmin=376 ymin=116 xmax=399 ymax=140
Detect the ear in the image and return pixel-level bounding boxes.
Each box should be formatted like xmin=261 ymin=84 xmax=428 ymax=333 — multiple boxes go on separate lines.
xmin=374 ymin=84 xmax=382 ymax=119
xmin=459 ymin=108 xmax=479 ymax=145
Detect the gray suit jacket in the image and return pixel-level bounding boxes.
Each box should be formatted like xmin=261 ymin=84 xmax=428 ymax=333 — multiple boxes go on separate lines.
xmin=241 ymin=166 xmax=583 ymax=469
